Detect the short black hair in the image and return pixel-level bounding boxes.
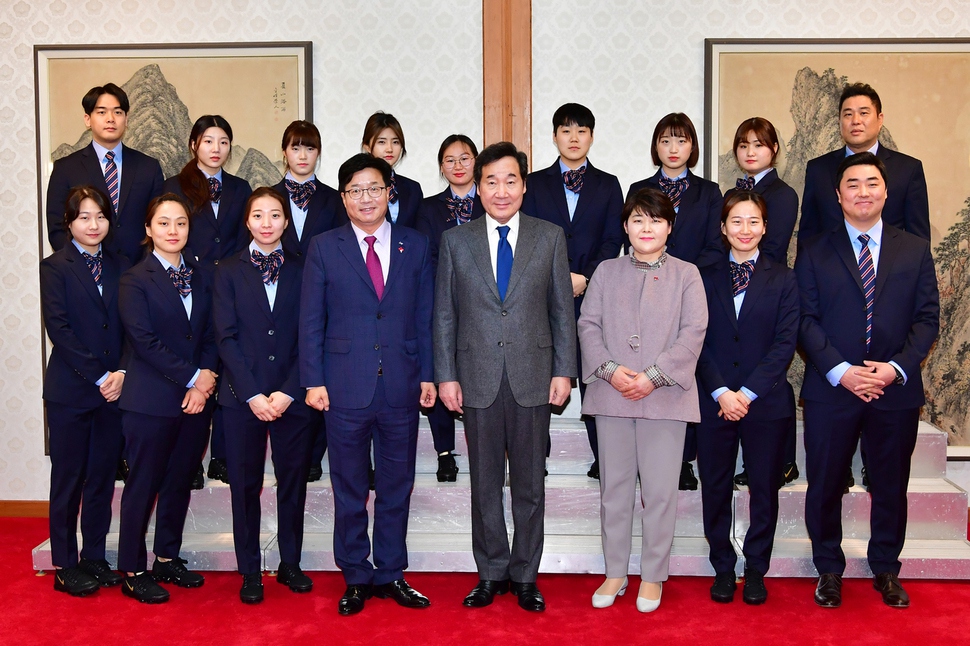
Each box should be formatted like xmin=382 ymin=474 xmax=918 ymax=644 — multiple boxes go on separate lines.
xmin=835 ymin=151 xmax=888 ymax=186
xmin=81 ymin=83 xmax=130 ymax=115
xmin=337 ymin=153 xmax=392 ymax=192
xmin=839 ymin=82 xmax=882 ymax=115
xmin=552 ymin=103 xmax=595 ymax=133
xmin=473 ymin=142 xmax=528 ymax=186
xmin=622 ymin=187 xmax=676 ymax=226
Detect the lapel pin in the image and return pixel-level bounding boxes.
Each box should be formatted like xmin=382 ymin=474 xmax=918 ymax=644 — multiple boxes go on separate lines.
xmin=397 ymin=242 xmax=404 ymax=253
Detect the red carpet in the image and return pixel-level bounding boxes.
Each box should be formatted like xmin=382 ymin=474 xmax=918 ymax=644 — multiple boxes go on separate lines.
xmin=3 ymin=517 xmax=969 ymax=646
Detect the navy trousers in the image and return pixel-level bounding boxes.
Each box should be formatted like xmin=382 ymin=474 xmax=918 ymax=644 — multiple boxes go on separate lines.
xmin=46 ymin=400 xmax=123 ymax=568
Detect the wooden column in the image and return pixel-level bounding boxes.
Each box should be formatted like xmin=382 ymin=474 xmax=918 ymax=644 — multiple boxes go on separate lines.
xmin=482 ymin=0 xmax=532 ymax=163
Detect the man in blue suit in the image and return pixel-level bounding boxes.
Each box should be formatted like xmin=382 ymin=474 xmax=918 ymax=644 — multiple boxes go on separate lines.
xmin=46 ymin=83 xmax=165 ymax=265
xmin=521 ymin=103 xmax=623 ymax=479
xmin=796 ymin=152 xmax=939 ymax=610
xmin=800 ymin=83 xmax=930 ymax=246
xmin=300 ymin=154 xmax=436 ymax=616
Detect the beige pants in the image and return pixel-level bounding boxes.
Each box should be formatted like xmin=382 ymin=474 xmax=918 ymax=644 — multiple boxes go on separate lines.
xmin=596 ymin=416 xmax=686 ymax=581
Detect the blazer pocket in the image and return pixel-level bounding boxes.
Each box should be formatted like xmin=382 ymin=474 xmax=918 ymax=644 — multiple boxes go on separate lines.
xmin=537 ymin=334 xmax=553 ymax=348
xmin=404 ymin=338 xmax=418 ymax=354
xmin=325 ymin=338 xmax=351 ymax=353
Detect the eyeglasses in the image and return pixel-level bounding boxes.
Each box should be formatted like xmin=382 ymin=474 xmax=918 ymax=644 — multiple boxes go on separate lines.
xmin=442 ymin=155 xmax=474 ymax=169
xmin=342 ymin=186 xmax=387 ymax=200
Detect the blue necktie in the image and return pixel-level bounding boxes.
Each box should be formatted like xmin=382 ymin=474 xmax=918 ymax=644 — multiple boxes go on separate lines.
xmin=496 ymin=225 xmax=512 ymax=300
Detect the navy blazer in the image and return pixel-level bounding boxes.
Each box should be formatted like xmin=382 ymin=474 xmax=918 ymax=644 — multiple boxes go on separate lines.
xmin=212 ymin=248 xmax=304 ymax=408
xmin=521 ymin=159 xmax=624 ymax=279
xmin=696 ymin=255 xmax=799 ymax=422
xmin=41 ymin=243 xmax=129 ymax=409
xmin=299 ymin=222 xmax=434 ymax=410
xmin=800 ymin=146 xmax=930 ymax=246
xmin=627 ymin=170 xmax=724 ymax=267
xmin=723 ymin=169 xmax=798 ymax=266
xmin=415 ymin=187 xmax=485 ymax=275
xmin=118 ymin=254 xmax=218 ymax=417
xmin=162 ymin=173 xmax=252 ymax=270
xmin=795 ymin=223 xmax=939 ymax=410
xmin=46 ymin=143 xmax=165 ymax=266
xmin=388 ymin=172 xmax=423 ymax=228
xmin=272 ymin=178 xmax=345 ymax=260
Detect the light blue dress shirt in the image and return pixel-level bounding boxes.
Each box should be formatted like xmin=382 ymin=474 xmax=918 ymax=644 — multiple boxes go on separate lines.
xmin=711 ymin=250 xmax=760 ymax=404
xmin=558 ymin=158 xmax=586 ymax=220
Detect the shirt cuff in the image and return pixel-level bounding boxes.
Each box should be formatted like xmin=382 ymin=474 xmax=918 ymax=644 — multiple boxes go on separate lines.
xmin=826 ymin=362 xmax=851 ymax=387
xmin=739 ymin=386 xmax=758 ymax=402
xmin=711 ymin=386 xmax=729 ymax=402
xmin=245 ymin=394 xmax=259 ymax=403
xmin=187 ymin=369 xmax=201 ymax=389
xmin=888 ymin=361 xmax=908 ymax=385
xmin=95 ymin=372 xmax=110 ymax=386
xmin=645 ymin=364 xmax=676 ymax=388
xmin=594 ymin=360 xmax=620 ymax=383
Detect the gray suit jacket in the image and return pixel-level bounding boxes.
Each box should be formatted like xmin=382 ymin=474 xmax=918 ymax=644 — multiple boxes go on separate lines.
xmin=433 ymin=213 xmax=577 ymax=408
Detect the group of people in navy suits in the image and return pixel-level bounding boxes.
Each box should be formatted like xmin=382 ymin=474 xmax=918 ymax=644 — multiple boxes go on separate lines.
xmin=41 ymin=79 xmax=938 ymax=615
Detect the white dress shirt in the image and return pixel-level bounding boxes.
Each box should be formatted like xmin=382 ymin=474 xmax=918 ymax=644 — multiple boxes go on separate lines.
xmin=485 ymin=211 xmax=520 ymax=281
xmin=350 ymin=219 xmax=391 ymax=284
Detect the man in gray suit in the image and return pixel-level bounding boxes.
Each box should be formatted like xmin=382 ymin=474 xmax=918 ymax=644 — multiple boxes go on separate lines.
xmin=434 ymin=141 xmax=577 ymax=612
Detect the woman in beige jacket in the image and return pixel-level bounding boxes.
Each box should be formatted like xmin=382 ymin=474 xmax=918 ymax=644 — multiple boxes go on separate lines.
xmin=578 ymin=187 xmax=708 ymax=613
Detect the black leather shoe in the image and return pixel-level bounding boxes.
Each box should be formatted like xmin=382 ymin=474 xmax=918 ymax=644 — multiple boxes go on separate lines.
xmin=206 ymin=458 xmax=229 ymax=483
xmin=338 ymin=584 xmax=373 ymax=615
xmin=123 ymin=572 xmax=170 ymax=603
xmin=710 ymin=572 xmax=737 ymax=603
xmin=782 ymin=462 xmax=799 ymax=484
xmin=586 ymin=460 xmax=600 ymax=480
xmin=374 ymin=578 xmax=430 ymax=608
xmin=307 ymin=464 xmax=323 ymax=483
xmin=152 ymin=557 xmax=204 ymax=588
xmin=843 ymin=468 xmax=855 ymax=495
xmin=191 ymin=463 xmax=205 ymax=490
xmin=510 ymin=581 xmax=545 ymax=612
xmin=733 ymin=469 xmax=748 ymax=487
xmin=814 ymin=573 xmax=842 ymax=608
xmin=78 ymin=557 xmax=122 ymax=587
xmin=277 ymin=562 xmax=313 ymax=592
xmin=240 ymin=572 xmax=263 ymax=604
xmin=436 ymin=453 xmax=459 ymax=482
xmin=873 ymin=572 xmax=910 ymax=608
xmin=463 ymin=579 xmax=510 ymax=607
xmin=679 ymin=461 xmax=698 ymax=491
xmin=53 ymin=566 xmax=100 ymax=597
xmin=742 ymin=568 xmax=767 ymax=605
xmin=115 ymin=459 xmax=129 ymax=482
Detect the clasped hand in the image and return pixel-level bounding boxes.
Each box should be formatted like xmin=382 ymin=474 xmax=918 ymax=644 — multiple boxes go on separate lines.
xmin=839 ymin=360 xmax=896 ymax=402
xmin=609 ymin=365 xmax=655 ymax=401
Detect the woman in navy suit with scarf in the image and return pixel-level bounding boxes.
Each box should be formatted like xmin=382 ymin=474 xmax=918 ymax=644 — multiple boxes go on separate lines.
xmin=415 ymin=133 xmax=484 ymax=481
xmin=695 ymin=190 xmax=798 ymax=606
xmin=272 ymin=120 xmax=344 ymax=482
xmin=723 ymin=117 xmax=800 ymax=487
xmin=42 ymin=186 xmax=128 ymax=596
xmin=163 ymin=114 xmax=252 ymax=485
xmin=361 ymin=111 xmax=423 ymax=227
xmin=116 ymin=194 xmax=219 ymax=604
xmin=213 ymin=188 xmax=315 ymax=604
xmin=627 ymin=112 xmax=724 ymax=491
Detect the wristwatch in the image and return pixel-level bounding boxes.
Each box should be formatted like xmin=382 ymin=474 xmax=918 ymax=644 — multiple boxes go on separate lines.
xmin=892 ymin=365 xmax=904 ymax=385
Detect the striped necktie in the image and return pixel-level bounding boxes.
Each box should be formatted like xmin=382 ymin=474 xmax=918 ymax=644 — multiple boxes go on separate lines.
xmin=858 ymin=234 xmax=875 ymax=350
xmin=103 ymin=151 xmax=119 ymax=216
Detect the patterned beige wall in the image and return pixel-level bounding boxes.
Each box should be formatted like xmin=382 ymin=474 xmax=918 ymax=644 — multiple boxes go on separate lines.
xmin=531 ymin=0 xmax=970 ymax=192
xmin=0 ymin=0 xmax=483 ymax=500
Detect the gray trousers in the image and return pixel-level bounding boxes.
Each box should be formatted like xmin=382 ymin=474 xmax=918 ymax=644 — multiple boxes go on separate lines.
xmin=463 ymin=370 xmax=550 ymax=583
xmin=596 ymin=416 xmax=686 ymax=582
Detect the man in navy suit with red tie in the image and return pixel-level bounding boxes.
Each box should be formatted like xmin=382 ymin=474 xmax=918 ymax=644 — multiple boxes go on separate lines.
xmin=46 ymin=83 xmax=164 ymax=265
xmin=521 ymin=103 xmax=624 ymax=479
xmin=300 ymin=154 xmax=436 ymax=616
xmin=796 ymin=152 xmax=938 ymax=610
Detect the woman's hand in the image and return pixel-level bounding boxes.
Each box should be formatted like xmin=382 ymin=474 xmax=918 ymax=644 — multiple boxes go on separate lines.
xmin=608 ymin=365 xmax=640 ymax=392
xmin=99 ymin=371 xmax=125 ymax=402
xmin=619 ymin=371 xmax=656 ymax=401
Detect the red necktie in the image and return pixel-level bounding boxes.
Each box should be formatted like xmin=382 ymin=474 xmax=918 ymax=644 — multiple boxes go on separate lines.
xmin=364 ymin=235 xmax=384 ymax=300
